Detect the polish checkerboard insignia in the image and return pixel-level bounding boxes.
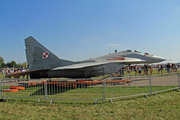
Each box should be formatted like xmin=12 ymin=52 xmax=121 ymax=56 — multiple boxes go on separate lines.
xmin=42 ymin=51 xmax=49 ymax=59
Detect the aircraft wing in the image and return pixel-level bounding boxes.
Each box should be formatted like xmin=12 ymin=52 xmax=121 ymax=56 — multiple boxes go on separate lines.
xmin=5 ymin=68 xmax=50 ymax=78
xmin=53 ymin=61 xmax=108 ymax=70
xmin=53 ymin=58 xmax=144 ymax=70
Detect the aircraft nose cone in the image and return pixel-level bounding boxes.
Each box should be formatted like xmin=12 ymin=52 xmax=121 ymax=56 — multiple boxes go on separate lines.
xmin=154 ymin=56 xmax=166 ymax=62
xmin=158 ymin=58 xmax=166 ymax=62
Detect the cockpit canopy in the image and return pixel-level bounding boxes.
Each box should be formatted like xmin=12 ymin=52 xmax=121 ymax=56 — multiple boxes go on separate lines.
xmin=126 ymin=50 xmax=132 ymax=52
xmin=134 ymin=50 xmax=139 ymax=53
xmin=124 ymin=49 xmax=153 ymax=56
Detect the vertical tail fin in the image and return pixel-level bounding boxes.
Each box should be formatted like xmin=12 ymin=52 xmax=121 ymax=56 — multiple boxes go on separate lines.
xmin=25 ymin=36 xmax=74 ymax=70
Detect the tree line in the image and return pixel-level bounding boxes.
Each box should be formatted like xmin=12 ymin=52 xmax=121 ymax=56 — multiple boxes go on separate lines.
xmin=0 ymin=56 xmax=27 ymax=68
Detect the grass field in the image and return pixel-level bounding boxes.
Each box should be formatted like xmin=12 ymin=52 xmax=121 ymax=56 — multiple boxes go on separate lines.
xmin=0 ymin=90 xmax=180 ymax=119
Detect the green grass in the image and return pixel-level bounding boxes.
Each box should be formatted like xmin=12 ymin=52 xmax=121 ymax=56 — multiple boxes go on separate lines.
xmin=2 ymin=85 xmax=178 ymax=101
xmin=0 ymin=90 xmax=180 ymax=119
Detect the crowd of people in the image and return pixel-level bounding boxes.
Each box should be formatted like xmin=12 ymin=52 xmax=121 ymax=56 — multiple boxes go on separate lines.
xmin=117 ymin=63 xmax=179 ymax=76
xmin=1 ymin=67 xmax=29 ymax=79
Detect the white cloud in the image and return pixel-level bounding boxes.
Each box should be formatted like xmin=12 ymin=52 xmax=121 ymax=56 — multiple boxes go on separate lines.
xmin=107 ymin=44 xmax=121 ymax=46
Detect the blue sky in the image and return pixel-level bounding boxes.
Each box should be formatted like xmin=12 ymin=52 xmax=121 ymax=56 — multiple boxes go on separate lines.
xmin=0 ymin=0 xmax=180 ymax=63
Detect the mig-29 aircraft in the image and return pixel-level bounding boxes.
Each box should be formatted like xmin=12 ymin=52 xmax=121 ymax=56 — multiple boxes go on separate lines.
xmin=7 ymin=36 xmax=165 ymax=79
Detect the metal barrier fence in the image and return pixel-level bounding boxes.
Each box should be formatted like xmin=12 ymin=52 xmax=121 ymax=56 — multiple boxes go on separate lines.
xmin=0 ymin=78 xmax=104 ymax=104
xmin=105 ymin=75 xmax=150 ymax=101
xmin=151 ymin=73 xmax=180 ymax=94
xmin=105 ymin=73 xmax=180 ymax=103
xmin=0 ymin=73 xmax=180 ymax=104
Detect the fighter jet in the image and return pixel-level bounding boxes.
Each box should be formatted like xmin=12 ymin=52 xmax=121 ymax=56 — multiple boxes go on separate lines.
xmin=7 ymin=36 xmax=165 ymax=79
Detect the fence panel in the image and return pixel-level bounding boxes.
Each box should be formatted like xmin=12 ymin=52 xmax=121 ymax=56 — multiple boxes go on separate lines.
xmin=1 ymin=79 xmax=46 ymax=99
xmin=151 ymin=73 xmax=179 ymax=94
xmin=45 ymin=78 xmax=103 ymax=101
xmin=105 ymin=76 xmax=150 ymax=100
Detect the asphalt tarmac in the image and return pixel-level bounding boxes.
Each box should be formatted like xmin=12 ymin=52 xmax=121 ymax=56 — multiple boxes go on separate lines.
xmin=128 ymin=74 xmax=179 ymax=86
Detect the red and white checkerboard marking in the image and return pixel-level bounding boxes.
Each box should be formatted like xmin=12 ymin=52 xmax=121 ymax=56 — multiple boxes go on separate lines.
xmin=42 ymin=52 xmax=49 ymax=59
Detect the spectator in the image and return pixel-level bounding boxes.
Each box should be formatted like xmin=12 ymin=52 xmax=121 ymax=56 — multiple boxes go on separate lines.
xmin=26 ymin=68 xmax=29 ymax=79
xmin=22 ymin=67 xmax=26 ymax=79
xmin=110 ymin=74 xmax=114 ymax=80
xmin=10 ymin=68 xmax=14 ymax=74
xmin=166 ymin=63 xmax=170 ymax=73
xmin=150 ymin=66 xmax=153 ymax=75
xmin=121 ymin=66 xmax=125 ymax=76
xmin=14 ymin=68 xmax=18 ymax=79
xmin=170 ymin=64 xmax=173 ymax=72
xmin=144 ymin=64 xmax=148 ymax=75
xmin=134 ymin=65 xmax=138 ymax=76
xmin=16 ymin=69 xmax=21 ymax=79
xmin=174 ymin=64 xmax=177 ymax=72
xmin=160 ymin=64 xmax=163 ymax=74
xmin=157 ymin=65 xmax=161 ymax=74
xmin=1 ymin=69 xmax=4 ymax=76
xmin=138 ymin=66 xmax=142 ymax=75
xmin=5 ymin=68 xmax=8 ymax=76
xmin=126 ymin=66 xmax=130 ymax=74
xmin=20 ymin=67 xmax=23 ymax=72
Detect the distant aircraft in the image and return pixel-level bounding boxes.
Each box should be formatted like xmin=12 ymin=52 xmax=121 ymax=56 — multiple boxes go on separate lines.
xmin=7 ymin=36 xmax=165 ymax=79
